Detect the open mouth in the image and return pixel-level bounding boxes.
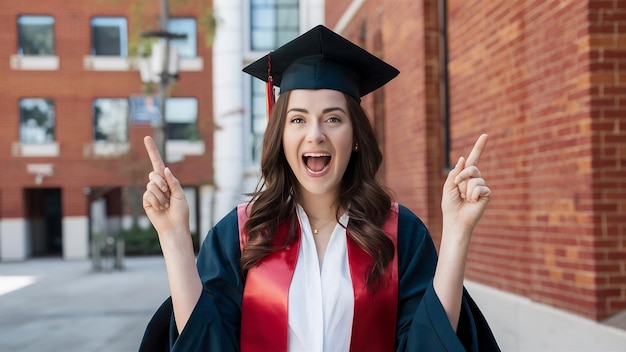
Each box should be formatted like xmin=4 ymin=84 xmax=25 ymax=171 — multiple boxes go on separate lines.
xmin=303 ymin=153 xmax=331 ymax=173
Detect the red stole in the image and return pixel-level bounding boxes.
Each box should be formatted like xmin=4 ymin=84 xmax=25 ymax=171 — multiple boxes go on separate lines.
xmin=238 ymin=203 xmax=399 ymax=352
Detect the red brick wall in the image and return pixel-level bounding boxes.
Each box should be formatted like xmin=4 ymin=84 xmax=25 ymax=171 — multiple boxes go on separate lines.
xmin=588 ymin=0 xmax=626 ymax=317
xmin=447 ymin=0 xmax=626 ymax=321
xmin=327 ymin=0 xmax=626 ymax=321
xmin=0 ymin=0 xmax=213 ymax=218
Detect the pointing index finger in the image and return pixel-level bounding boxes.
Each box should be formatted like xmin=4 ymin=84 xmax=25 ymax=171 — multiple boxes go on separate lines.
xmin=144 ymin=136 xmax=165 ymax=174
xmin=465 ymin=134 xmax=489 ymax=167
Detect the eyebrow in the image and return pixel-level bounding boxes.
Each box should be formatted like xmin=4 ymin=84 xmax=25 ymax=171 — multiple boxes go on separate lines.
xmin=287 ymin=107 xmax=347 ymax=114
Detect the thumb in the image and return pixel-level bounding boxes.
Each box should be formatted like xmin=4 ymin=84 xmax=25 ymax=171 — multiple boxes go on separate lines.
xmin=164 ymin=167 xmax=182 ymax=195
xmin=444 ymin=157 xmax=464 ymax=190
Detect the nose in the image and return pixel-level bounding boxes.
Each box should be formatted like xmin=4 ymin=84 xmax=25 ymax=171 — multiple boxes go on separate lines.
xmin=306 ymin=121 xmax=325 ymax=143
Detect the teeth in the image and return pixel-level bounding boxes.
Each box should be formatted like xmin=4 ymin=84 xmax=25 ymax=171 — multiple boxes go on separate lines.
xmin=303 ymin=153 xmax=330 ymax=157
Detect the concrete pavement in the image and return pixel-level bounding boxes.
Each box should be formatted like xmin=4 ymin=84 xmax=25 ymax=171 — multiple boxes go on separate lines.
xmin=3 ymin=256 xmax=626 ymax=352
xmin=0 ymin=256 xmax=170 ymax=352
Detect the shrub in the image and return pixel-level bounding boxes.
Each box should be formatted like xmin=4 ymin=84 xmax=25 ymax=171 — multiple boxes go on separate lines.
xmin=116 ymin=226 xmax=200 ymax=255
xmin=117 ymin=225 xmax=161 ymax=255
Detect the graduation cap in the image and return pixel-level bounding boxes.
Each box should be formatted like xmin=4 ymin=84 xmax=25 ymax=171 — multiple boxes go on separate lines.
xmin=243 ymin=25 xmax=399 ymax=115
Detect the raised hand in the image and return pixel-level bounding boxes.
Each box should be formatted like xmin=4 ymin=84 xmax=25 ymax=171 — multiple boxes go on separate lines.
xmin=441 ymin=134 xmax=491 ymax=233
xmin=142 ymin=136 xmax=201 ymax=332
xmin=142 ymin=136 xmax=190 ymax=237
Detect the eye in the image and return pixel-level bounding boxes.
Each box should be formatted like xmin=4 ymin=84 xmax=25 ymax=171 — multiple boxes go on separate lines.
xmin=290 ymin=117 xmax=305 ymax=124
xmin=326 ymin=116 xmax=341 ymax=123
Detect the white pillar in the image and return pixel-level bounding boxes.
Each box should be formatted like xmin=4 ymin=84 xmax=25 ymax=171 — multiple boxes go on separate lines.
xmin=198 ymin=184 xmax=215 ymax=245
xmin=212 ymin=0 xmax=245 ymax=224
xmin=0 ymin=219 xmax=28 ymax=261
xmin=301 ymin=0 xmax=326 ymax=30
xmin=63 ymin=216 xmax=89 ymax=260
xmin=211 ymin=0 xmax=325 ymax=229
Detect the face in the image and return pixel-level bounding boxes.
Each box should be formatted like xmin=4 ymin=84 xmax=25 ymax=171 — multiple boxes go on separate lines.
xmin=282 ymin=89 xmax=354 ymax=200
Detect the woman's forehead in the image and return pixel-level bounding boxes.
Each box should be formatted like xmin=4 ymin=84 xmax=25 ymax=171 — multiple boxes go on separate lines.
xmin=286 ymin=89 xmax=348 ymax=107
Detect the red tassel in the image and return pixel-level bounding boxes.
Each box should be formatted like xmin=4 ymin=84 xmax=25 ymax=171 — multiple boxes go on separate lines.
xmin=266 ymin=54 xmax=275 ymax=119
xmin=266 ymin=77 xmax=275 ymax=119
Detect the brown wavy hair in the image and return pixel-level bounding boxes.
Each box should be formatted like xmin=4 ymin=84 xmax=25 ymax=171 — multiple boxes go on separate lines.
xmin=241 ymin=91 xmax=395 ymax=288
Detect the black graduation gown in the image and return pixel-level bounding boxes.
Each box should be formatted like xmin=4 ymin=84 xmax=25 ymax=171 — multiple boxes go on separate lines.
xmin=140 ymin=205 xmax=500 ymax=351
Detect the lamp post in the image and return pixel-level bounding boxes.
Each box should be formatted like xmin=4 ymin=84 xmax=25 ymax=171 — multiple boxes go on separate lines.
xmin=137 ymin=0 xmax=186 ymax=164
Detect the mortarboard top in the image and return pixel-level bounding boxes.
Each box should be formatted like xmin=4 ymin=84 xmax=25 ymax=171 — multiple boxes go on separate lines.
xmin=242 ymin=25 xmax=399 ymax=103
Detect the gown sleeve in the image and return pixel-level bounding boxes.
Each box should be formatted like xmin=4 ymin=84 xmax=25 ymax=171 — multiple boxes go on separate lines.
xmin=139 ymin=208 xmax=244 ymax=352
xmin=395 ymin=205 xmax=500 ymax=352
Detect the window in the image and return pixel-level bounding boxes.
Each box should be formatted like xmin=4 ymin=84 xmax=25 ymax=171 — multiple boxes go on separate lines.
xmin=19 ymin=99 xmax=55 ymax=143
xmin=18 ymin=15 xmax=54 ymax=55
xmin=91 ymin=17 xmax=128 ymax=56
xmin=250 ymin=78 xmax=268 ymax=162
xmin=250 ymin=0 xmax=299 ymax=51
xmin=168 ymin=18 xmax=197 ymax=58
xmin=248 ymin=0 xmax=298 ymax=161
xmin=166 ymin=98 xmax=198 ymax=140
xmin=93 ymin=99 xmax=129 ymax=142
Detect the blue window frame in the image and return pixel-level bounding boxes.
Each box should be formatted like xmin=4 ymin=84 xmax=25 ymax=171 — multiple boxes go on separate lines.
xmin=20 ymin=98 xmax=55 ymax=143
xmin=168 ymin=18 xmax=197 ymax=58
xmin=166 ymin=97 xmax=199 ymax=140
xmin=250 ymin=0 xmax=299 ymax=51
xmin=17 ymin=15 xmax=55 ymax=55
xmin=91 ymin=17 xmax=128 ymax=56
xmin=93 ymin=98 xmax=129 ymax=142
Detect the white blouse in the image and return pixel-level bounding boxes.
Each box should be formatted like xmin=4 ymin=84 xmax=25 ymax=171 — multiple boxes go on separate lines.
xmin=288 ymin=205 xmax=354 ymax=352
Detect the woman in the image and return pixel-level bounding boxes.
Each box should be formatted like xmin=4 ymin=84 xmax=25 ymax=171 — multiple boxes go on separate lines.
xmin=140 ymin=25 xmax=499 ymax=351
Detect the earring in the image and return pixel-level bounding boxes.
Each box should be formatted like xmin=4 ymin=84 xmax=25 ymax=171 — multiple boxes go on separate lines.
xmin=353 ymin=142 xmax=359 ymax=152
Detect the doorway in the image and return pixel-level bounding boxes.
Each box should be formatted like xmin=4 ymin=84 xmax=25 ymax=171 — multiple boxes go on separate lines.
xmin=24 ymin=188 xmax=62 ymax=257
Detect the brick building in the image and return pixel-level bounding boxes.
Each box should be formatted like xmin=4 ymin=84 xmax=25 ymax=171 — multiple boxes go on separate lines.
xmin=324 ymin=0 xmax=626 ymax=348
xmin=0 ymin=0 xmax=214 ymax=261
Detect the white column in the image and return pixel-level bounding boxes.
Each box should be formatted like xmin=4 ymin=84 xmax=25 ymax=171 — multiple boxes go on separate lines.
xmin=198 ymin=184 xmax=215 ymax=245
xmin=63 ymin=216 xmax=89 ymax=260
xmin=301 ymin=0 xmax=326 ymax=30
xmin=212 ymin=0 xmax=245 ymax=224
xmin=0 ymin=219 xmax=28 ymax=261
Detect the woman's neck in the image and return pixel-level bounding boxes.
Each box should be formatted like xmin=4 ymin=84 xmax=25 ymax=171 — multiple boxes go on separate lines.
xmin=298 ymin=191 xmax=341 ymax=223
